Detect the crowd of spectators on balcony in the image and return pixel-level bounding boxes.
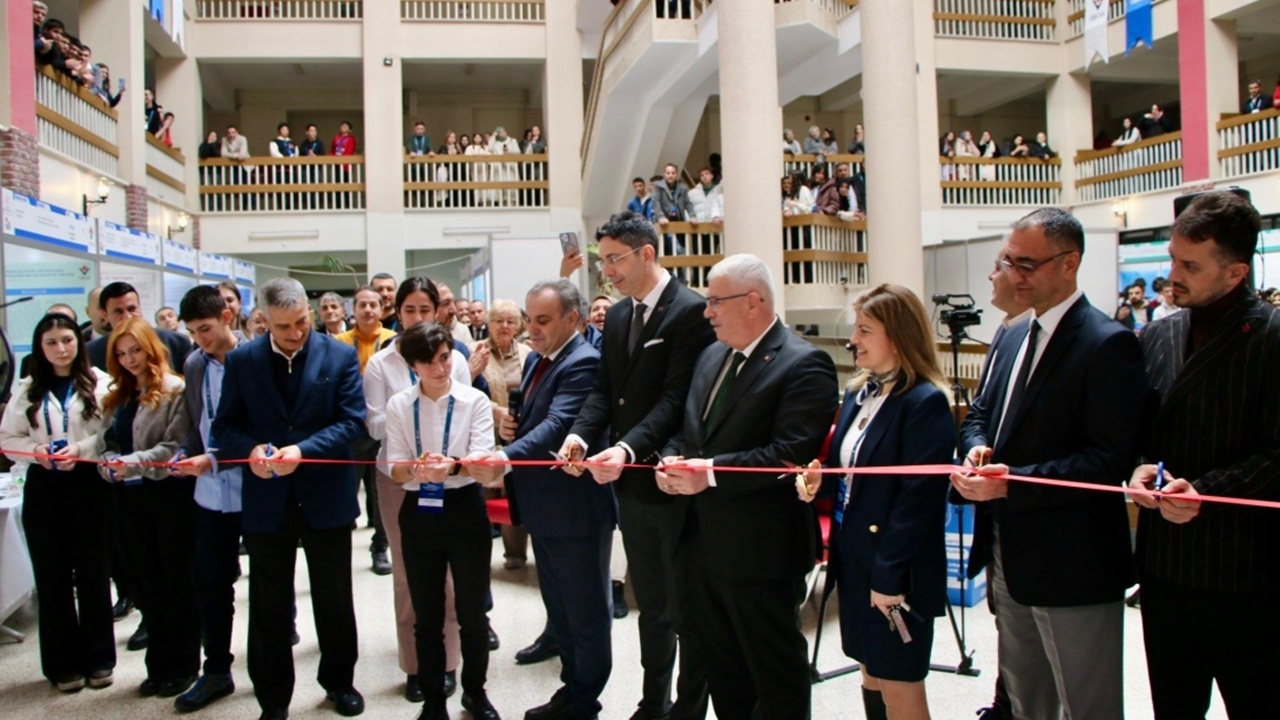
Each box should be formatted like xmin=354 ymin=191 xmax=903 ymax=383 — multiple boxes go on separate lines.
xmin=780 ymin=161 xmax=865 ymax=221
xmin=33 ymin=1 xmax=135 ymax=116
xmin=1241 ymin=78 xmax=1280 ymax=114
xmin=407 ymin=124 xmax=547 ymax=157
xmin=939 ymin=129 xmax=1056 ymax=179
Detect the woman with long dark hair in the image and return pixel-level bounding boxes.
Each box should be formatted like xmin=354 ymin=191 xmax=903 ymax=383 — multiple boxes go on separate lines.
xmin=93 ymin=318 xmax=197 ymax=699
xmin=0 ymin=313 xmax=116 ymax=692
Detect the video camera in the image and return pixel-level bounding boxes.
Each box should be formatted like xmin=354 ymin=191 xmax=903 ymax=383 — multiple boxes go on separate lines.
xmin=932 ymin=293 xmax=983 ymax=331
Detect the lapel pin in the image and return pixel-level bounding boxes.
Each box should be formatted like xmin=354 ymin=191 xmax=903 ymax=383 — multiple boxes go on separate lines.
xmin=763 ymin=354 xmax=772 ymax=362
xmin=1243 ymin=323 xmax=1251 ymax=333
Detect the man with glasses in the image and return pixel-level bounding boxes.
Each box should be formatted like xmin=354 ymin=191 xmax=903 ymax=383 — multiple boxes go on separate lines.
xmin=558 ymin=211 xmax=716 ymax=720
xmin=950 ymin=208 xmax=1146 ymax=720
xmin=656 ymin=254 xmax=837 ymax=720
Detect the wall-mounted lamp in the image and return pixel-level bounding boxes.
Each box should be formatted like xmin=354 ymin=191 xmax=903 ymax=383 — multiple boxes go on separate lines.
xmin=82 ymin=177 xmax=111 ymax=216
xmin=167 ymin=212 xmax=190 ymax=239
xmin=383 ymin=56 xmax=394 ymax=67
xmin=1112 ymin=201 xmax=1128 ymax=228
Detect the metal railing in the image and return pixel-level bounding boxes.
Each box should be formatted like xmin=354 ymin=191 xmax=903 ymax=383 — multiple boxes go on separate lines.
xmin=1218 ymin=109 xmax=1280 ymax=179
xmin=199 ymin=156 xmax=365 ymax=213
xmin=933 ymin=0 xmax=1056 ymax=42
xmin=1067 ymin=0 xmax=1124 ymax=38
xmin=1074 ymin=132 xmax=1182 ymax=203
xmin=196 ymin=0 xmax=362 ymax=20
xmin=782 ymin=215 xmax=868 ymax=288
xmin=400 ymin=0 xmax=545 ymax=22
xmin=940 ymin=157 xmax=1062 ymax=206
xmin=783 ymin=153 xmax=864 ymax=180
xmin=404 ymin=154 xmax=548 ymax=210
xmin=33 ymin=66 xmax=119 ymax=176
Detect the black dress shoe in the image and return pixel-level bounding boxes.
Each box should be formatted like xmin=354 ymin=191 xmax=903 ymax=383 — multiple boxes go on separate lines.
xmin=488 ymin=626 xmax=500 ymax=651
xmin=325 ymin=688 xmax=365 ymax=717
xmin=404 ymin=674 xmax=423 ymax=703
xmin=138 ymin=677 xmax=161 ymax=697
xmin=112 ymin=596 xmax=134 ymax=621
xmin=612 ymin=581 xmax=629 ymax=620
xmin=259 ymin=709 xmax=289 ymax=720
xmin=442 ymin=670 xmax=457 ymax=698
xmin=463 ymin=692 xmax=502 ymax=720
xmin=524 ymin=687 xmax=570 ymax=720
xmin=372 ymin=550 xmax=391 ymax=576
xmin=415 ymin=703 xmax=448 ymax=720
xmin=515 ymin=633 xmax=559 ymax=665
xmin=127 ymin=622 xmax=149 ymax=651
xmin=156 ymin=674 xmax=197 ymax=698
xmin=627 ymin=706 xmax=670 ymax=720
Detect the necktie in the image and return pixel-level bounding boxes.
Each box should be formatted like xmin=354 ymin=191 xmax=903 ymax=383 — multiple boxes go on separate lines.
xmin=998 ymin=320 xmax=1040 ymax=444
xmin=525 ymin=356 xmax=552 ymax=399
xmin=704 ymin=352 xmax=746 ymax=427
xmin=628 ymin=302 xmax=647 ymax=354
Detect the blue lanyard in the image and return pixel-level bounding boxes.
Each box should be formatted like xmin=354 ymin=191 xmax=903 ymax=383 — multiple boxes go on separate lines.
xmin=42 ymin=383 xmax=74 ymax=439
xmin=203 ymin=367 xmax=217 ymax=422
xmin=413 ymin=395 xmax=455 ymax=458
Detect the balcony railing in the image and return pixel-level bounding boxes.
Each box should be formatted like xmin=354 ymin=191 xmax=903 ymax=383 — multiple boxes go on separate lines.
xmin=145 ymin=135 xmax=187 ymax=194
xmin=933 ymin=0 xmax=1056 ymax=42
xmin=195 ymin=0 xmax=362 ymax=20
xmin=936 ymin=341 xmax=987 ymax=395
xmin=940 ymin=157 xmax=1062 ymax=206
xmin=199 ymin=156 xmax=365 ymax=213
xmin=656 ymin=221 xmax=724 ymax=289
xmin=401 ymin=0 xmax=544 ymax=22
xmin=33 ymin=65 xmax=119 ymax=176
xmin=1074 ymin=133 xmax=1182 ymax=203
xmin=1067 ymin=0 xmax=1124 ymax=39
xmin=1218 ymin=109 xmax=1280 ymax=179
xmin=404 ymin=154 xmax=548 ymax=210
xmin=783 ymin=153 xmax=864 ymax=181
xmin=779 ymin=0 xmax=859 ymax=19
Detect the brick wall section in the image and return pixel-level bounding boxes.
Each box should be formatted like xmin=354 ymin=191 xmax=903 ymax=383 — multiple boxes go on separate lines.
xmin=191 ymin=215 xmax=201 ymax=249
xmin=0 ymin=127 xmax=40 ymax=198
xmin=125 ymin=184 xmax=148 ymax=230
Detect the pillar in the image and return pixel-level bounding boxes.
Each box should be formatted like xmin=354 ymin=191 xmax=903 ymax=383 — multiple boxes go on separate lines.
xmin=1177 ymin=0 xmax=1238 ymax=183
xmin=717 ymin=0 xmax=785 ymax=314
xmin=361 ymin=0 xmax=407 ymax=281
xmin=864 ymin=0 xmax=924 ymax=294
xmin=3 ymin=0 xmax=40 ymax=197
xmin=544 ymin=0 xmax=587 ymax=282
xmin=1046 ymin=72 xmax=1093 ymax=204
xmin=81 ymin=0 xmax=145 ymax=187
xmin=155 ymin=55 xmax=202 ymax=211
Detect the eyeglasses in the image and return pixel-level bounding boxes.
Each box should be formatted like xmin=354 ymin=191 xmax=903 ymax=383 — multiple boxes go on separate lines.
xmin=594 ymin=246 xmax=642 ymax=272
xmin=998 ymin=250 xmax=1076 ymax=276
xmin=705 ymin=292 xmax=752 ymax=309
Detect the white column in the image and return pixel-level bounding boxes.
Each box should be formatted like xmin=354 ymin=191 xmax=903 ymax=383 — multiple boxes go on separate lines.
xmin=155 ymin=56 xmax=201 ymax=212
xmin=361 ymin=0 xmax=407 ymax=281
xmin=864 ymin=0 xmax=924 ymax=294
xmin=544 ymin=0 xmax=586 ymax=243
xmin=1046 ymin=72 xmax=1092 ymax=205
xmin=81 ymin=0 xmax=145 ymax=186
xmin=717 ymin=0 xmax=785 ymax=314
xmin=1203 ymin=18 xmax=1239 ymax=179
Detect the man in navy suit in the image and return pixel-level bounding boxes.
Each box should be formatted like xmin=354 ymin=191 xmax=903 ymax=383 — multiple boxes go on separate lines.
xmin=471 ymin=279 xmax=613 ymax=720
xmin=212 ymin=278 xmax=367 ymax=720
xmin=951 ymin=208 xmax=1146 ymax=720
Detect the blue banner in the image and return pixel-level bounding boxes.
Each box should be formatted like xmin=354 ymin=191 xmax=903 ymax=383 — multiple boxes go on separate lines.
xmin=150 ymin=0 xmax=165 ymax=25
xmin=1125 ymin=0 xmax=1153 ymax=56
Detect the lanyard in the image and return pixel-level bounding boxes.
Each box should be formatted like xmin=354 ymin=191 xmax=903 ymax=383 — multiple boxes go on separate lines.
xmin=203 ymin=366 xmax=217 ymax=422
xmin=42 ymin=383 xmax=75 ymax=439
xmin=413 ymin=395 xmax=455 ymax=458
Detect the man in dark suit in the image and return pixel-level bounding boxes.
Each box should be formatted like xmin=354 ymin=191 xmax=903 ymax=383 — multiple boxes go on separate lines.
xmin=471 ymin=279 xmax=613 ymax=720
xmin=558 ymin=212 xmax=715 ymax=720
xmin=950 ymin=208 xmax=1146 ymax=720
xmin=1242 ymin=79 xmax=1268 ymax=114
xmin=87 ymin=282 xmax=192 ymax=373
xmin=1126 ymin=191 xmax=1280 ymax=718
xmin=212 ymin=277 xmax=367 ymax=720
xmin=657 ymin=254 xmax=837 ymax=720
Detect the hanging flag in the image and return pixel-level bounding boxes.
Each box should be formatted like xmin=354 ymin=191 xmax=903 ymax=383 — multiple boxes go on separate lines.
xmin=1125 ymin=0 xmax=1153 ymax=56
xmin=1085 ymin=0 xmax=1109 ymax=69
xmin=172 ymin=0 xmax=186 ymax=49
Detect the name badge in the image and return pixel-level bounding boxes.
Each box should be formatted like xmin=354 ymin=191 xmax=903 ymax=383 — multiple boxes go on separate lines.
xmin=418 ymin=482 xmax=445 ymax=513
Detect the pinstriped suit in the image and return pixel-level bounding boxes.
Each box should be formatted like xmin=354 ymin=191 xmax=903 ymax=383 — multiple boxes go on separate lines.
xmin=1137 ymin=287 xmax=1280 ymax=717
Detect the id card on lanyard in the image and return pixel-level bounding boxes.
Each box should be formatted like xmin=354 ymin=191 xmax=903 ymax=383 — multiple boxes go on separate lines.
xmin=43 ymin=384 xmax=74 ymax=471
xmin=414 ymin=394 xmax=454 ymax=513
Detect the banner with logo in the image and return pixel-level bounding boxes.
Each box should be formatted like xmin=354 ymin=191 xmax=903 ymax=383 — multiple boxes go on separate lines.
xmin=1125 ymin=0 xmax=1153 ymax=56
xmin=1085 ymin=0 xmax=1109 ymax=68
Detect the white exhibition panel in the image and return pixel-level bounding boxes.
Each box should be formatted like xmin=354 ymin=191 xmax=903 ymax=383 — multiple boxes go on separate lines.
xmin=488 ymin=233 xmax=587 ymax=308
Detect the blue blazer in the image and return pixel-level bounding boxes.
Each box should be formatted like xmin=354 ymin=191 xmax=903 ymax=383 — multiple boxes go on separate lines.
xmin=505 ymin=333 xmax=615 ymax=538
xmin=212 ymin=331 xmax=366 ymax=534
xmin=826 ymin=382 xmax=956 ymax=617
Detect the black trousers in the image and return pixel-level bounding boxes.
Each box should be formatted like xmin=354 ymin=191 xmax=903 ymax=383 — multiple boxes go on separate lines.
xmin=398 ymin=485 xmax=492 ymax=705
xmin=116 ymin=477 xmax=201 ymax=682
xmin=1141 ymin=576 xmax=1280 ymax=718
xmin=23 ymin=464 xmax=116 ymax=681
xmin=533 ymin=531 xmax=614 ymax=718
xmin=195 ymin=506 xmax=242 ymax=675
xmin=617 ymin=495 xmax=708 ymax=719
xmin=354 ymin=436 xmax=386 ymax=553
xmin=245 ymin=503 xmax=358 ymax=712
xmin=683 ymin=555 xmax=810 ymax=720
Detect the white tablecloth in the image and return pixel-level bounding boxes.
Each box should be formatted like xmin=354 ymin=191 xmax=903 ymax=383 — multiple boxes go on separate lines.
xmin=0 ymin=476 xmax=35 ymax=625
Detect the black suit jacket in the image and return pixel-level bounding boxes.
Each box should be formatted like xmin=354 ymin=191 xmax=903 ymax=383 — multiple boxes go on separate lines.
xmin=88 ymin=326 xmax=192 ymax=376
xmin=664 ymin=321 xmax=838 ymax=582
xmin=1137 ymin=289 xmax=1280 ymax=593
xmin=570 ymin=278 xmax=715 ymax=505
xmin=959 ymin=295 xmax=1145 ymax=607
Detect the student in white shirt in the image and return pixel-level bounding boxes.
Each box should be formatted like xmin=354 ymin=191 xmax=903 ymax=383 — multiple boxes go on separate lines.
xmin=385 ymin=323 xmax=499 ymax=720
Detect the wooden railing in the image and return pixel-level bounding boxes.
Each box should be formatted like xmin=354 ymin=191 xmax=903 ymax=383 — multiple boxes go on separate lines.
xmin=783 ymin=153 xmax=864 ymax=181
xmin=196 ymin=0 xmax=362 ymax=20
xmin=1067 ymin=0 xmax=1124 ymax=38
xmin=933 ymin=0 xmax=1056 ymax=42
xmin=34 ymin=65 xmax=119 ymax=176
xmin=935 ymin=341 xmax=988 ymax=395
xmin=145 ymin=135 xmax=187 ymax=194
xmin=199 ymin=156 xmax=365 ymax=213
xmin=656 ymin=221 xmax=724 ymax=289
xmin=400 ymin=0 xmax=545 ymax=22
xmin=779 ymin=0 xmax=859 ymax=18
xmin=940 ymin=157 xmax=1062 ymax=206
xmin=1218 ymin=108 xmax=1280 ymax=179
xmin=782 ymin=215 xmax=868 ymax=288
xmin=404 ymin=154 xmax=548 ymax=210
xmin=1074 ymin=133 xmax=1182 ymax=203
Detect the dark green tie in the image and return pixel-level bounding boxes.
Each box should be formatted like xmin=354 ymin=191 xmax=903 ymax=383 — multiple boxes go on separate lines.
xmin=705 ymin=351 xmax=746 ymax=426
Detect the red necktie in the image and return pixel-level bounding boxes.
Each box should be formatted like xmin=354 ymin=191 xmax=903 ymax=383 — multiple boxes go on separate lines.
xmin=526 ymin=356 xmax=551 ymax=399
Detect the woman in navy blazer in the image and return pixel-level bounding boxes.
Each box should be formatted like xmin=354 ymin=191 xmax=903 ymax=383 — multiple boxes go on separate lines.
xmin=801 ymin=284 xmax=956 ymax=720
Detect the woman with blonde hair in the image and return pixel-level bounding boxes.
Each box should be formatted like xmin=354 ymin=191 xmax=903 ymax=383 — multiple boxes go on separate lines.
xmin=94 ymin=318 xmax=198 ymax=699
xmin=799 ymin=284 xmax=956 ymax=720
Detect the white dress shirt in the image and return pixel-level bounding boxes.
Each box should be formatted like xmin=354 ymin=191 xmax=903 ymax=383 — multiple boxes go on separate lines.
xmin=364 ymin=341 xmax=471 ymax=465
xmin=383 ymin=380 xmax=496 ymax=490
xmin=994 ymin=289 xmax=1082 ymax=445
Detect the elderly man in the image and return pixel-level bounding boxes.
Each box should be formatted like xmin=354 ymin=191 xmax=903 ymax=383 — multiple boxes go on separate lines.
xmin=212 ymin=278 xmax=367 ymax=720
xmin=657 ymin=254 xmax=837 ymax=720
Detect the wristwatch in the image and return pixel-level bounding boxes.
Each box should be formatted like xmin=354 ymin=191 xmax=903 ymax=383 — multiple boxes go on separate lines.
xmin=449 ymin=457 xmax=462 ymax=476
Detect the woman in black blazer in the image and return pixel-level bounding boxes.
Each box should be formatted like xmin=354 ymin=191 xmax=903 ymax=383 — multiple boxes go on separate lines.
xmin=801 ymin=284 xmax=956 ymax=720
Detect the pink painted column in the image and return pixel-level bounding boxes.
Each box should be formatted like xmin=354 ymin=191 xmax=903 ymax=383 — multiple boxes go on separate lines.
xmin=4 ymin=0 xmax=38 ymax=134
xmin=1177 ymin=0 xmax=1210 ymax=183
